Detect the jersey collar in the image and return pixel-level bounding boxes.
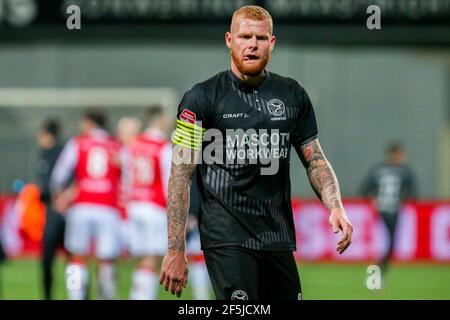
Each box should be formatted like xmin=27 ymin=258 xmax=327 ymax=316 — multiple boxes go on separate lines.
xmin=227 ymin=68 xmax=271 ymax=91
xmin=88 ymin=128 xmax=110 ymax=139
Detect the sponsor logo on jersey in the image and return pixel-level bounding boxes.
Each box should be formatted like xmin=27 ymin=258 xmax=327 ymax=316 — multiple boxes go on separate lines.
xmin=231 ymin=290 xmax=248 ymax=300
xmin=180 ymin=108 xmax=197 ymax=124
xmin=223 ymin=113 xmax=249 ymax=119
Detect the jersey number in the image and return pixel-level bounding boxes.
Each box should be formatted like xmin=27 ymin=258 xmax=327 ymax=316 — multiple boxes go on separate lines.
xmin=133 ymin=156 xmax=154 ymax=185
xmin=378 ymin=174 xmax=401 ymax=211
xmin=87 ymin=147 xmax=108 ymax=179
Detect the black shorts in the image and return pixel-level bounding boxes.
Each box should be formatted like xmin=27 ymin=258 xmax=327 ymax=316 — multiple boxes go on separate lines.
xmin=203 ymin=246 xmax=301 ymax=300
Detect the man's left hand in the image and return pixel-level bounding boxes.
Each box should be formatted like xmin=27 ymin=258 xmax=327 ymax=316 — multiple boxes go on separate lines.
xmin=329 ymin=208 xmax=353 ymax=254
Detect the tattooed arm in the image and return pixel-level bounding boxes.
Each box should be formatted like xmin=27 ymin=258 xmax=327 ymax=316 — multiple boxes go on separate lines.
xmin=296 ymin=138 xmax=353 ymax=254
xmin=298 ymin=138 xmax=343 ymax=211
xmin=166 ymin=150 xmax=197 ymax=251
xmin=160 ymin=146 xmax=197 ymax=297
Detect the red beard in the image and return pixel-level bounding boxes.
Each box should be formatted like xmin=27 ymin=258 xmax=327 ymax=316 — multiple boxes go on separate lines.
xmin=230 ymin=48 xmax=270 ymax=77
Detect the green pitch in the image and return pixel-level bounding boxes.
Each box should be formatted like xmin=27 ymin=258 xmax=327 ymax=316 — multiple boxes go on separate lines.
xmin=1 ymin=258 xmax=449 ymax=300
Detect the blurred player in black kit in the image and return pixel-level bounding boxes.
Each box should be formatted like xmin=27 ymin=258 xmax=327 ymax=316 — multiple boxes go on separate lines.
xmin=36 ymin=119 xmax=65 ymax=300
xmin=362 ymin=143 xmax=417 ymax=272
xmin=160 ymin=5 xmax=353 ymax=300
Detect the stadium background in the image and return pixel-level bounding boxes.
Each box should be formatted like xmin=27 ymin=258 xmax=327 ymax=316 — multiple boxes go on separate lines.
xmin=0 ymin=0 xmax=449 ymax=299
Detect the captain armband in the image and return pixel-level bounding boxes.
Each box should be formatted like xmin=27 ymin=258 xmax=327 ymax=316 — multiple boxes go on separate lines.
xmin=172 ymin=119 xmax=205 ymax=151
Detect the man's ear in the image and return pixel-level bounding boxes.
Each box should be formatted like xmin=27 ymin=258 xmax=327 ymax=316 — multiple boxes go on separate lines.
xmin=270 ymin=35 xmax=276 ymax=52
xmin=225 ymin=32 xmax=232 ymax=49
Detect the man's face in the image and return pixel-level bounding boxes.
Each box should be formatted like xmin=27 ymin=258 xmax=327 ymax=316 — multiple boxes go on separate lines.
xmin=36 ymin=130 xmax=52 ymax=149
xmin=79 ymin=118 xmax=92 ymax=134
xmin=116 ymin=119 xmax=140 ymax=145
xmin=226 ymin=16 xmax=275 ymax=76
xmin=391 ymin=150 xmax=406 ymax=165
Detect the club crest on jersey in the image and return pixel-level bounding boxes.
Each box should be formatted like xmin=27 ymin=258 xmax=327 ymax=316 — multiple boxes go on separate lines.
xmin=267 ymin=98 xmax=285 ymax=117
xmin=180 ymin=108 xmax=197 ymax=124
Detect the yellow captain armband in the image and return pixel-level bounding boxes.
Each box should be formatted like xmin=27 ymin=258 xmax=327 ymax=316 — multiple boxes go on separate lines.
xmin=172 ymin=119 xmax=205 ymax=150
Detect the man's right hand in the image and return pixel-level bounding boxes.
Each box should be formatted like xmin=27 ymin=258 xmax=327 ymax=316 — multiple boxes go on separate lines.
xmin=53 ymin=186 xmax=76 ymax=214
xmin=160 ymin=249 xmax=189 ymax=297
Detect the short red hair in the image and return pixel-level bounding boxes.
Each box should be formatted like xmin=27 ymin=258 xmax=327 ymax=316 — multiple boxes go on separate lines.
xmin=231 ymin=5 xmax=273 ymax=35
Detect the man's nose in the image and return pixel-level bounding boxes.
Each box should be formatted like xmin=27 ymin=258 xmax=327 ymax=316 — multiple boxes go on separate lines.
xmin=249 ymin=36 xmax=258 ymax=50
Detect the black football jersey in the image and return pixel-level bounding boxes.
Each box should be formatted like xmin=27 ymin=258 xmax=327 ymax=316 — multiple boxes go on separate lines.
xmin=174 ymin=69 xmax=318 ymax=251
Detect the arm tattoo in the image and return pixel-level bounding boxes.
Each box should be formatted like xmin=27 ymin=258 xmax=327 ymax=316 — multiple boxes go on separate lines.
xmin=298 ymin=139 xmax=344 ymax=211
xmin=167 ymin=146 xmax=197 ymax=251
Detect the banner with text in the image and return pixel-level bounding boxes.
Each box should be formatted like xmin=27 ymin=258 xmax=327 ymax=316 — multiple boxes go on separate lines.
xmin=292 ymin=199 xmax=450 ymax=262
xmin=1 ymin=195 xmax=449 ymax=261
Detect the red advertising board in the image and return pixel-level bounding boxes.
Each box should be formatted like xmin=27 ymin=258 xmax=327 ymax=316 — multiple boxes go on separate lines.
xmin=1 ymin=195 xmax=449 ymax=261
xmin=293 ymin=199 xmax=450 ymax=262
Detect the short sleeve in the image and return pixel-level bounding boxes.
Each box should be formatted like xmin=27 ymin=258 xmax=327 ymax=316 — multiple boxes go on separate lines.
xmin=172 ymin=85 xmax=208 ymax=150
xmin=50 ymin=138 xmax=78 ymax=192
xmin=290 ymin=83 xmax=319 ymax=149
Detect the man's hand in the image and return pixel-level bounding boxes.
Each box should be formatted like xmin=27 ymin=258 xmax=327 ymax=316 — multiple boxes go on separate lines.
xmin=53 ymin=186 xmax=77 ymax=214
xmin=329 ymin=208 xmax=353 ymax=254
xmin=160 ymin=249 xmax=189 ymax=298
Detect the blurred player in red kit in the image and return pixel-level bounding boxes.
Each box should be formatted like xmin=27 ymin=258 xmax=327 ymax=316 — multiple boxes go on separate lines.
xmin=51 ymin=110 xmax=122 ymax=300
xmin=123 ymin=106 xmax=172 ymax=300
xmin=116 ymin=117 xmax=142 ymax=254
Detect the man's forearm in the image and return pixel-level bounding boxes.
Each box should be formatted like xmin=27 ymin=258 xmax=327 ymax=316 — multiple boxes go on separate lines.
xmin=300 ymin=139 xmax=344 ymax=211
xmin=167 ymin=158 xmax=197 ymax=251
xmin=298 ymin=138 xmax=353 ymax=254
